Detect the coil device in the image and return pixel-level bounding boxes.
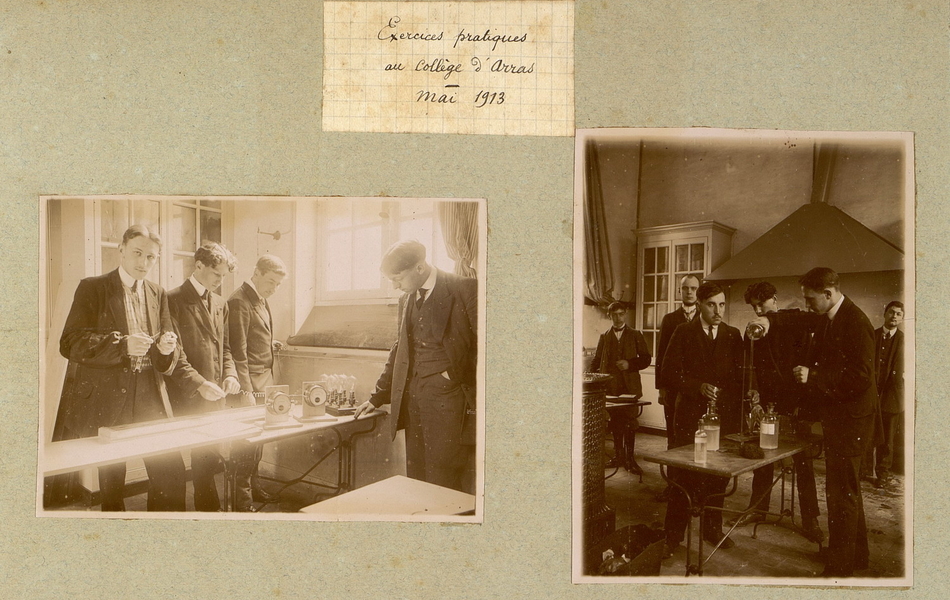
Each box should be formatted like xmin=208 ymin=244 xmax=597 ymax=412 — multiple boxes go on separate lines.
xmin=298 ymin=381 xmax=335 ymax=422
xmin=263 ymin=385 xmax=299 ymax=429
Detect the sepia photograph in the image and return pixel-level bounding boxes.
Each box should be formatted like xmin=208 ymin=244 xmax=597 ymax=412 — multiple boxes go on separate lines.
xmin=39 ymin=195 xmax=485 ymax=522
xmin=572 ymin=128 xmax=914 ymax=584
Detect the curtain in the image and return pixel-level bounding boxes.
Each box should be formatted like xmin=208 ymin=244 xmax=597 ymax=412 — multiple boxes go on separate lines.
xmin=438 ymin=201 xmax=478 ymax=278
xmin=584 ymin=140 xmax=614 ymax=304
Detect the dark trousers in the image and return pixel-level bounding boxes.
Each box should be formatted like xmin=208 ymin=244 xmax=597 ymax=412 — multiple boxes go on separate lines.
xmin=664 ymin=466 xmax=728 ymax=545
xmin=876 ymin=411 xmax=902 ymax=477
xmin=405 ymin=372 xmax=475 ymax=494
xmin=606 ymin=405 xmax=637 ymax=464
xmin=95 ymin=366 xmax=186 ymax=511
xmin=824 ymin=451 xmax=869 ymax=576
xmin=663 ymin=397 xmax=676 ymax=450
xmin=190 ymin=445 xmax=224 ymax=512
xmin=748 ymin=454 xmax=820 ymax=520
xmin=98 ymin=453 xmax=186 ymax=511
xmin=231 ymin=443 xmax=263 ymax=511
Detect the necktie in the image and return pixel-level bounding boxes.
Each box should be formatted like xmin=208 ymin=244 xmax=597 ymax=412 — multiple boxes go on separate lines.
xmin=707 ymin=325 xmax=714 ymax=341
xmin=204 ymin=290 xmax=212 ymax=313
xmin=416 ymin=288 xmax=427 ymax=312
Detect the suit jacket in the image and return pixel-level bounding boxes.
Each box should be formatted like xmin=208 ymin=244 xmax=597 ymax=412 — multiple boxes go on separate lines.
xmin=748 ymin=308 xmax=815 ymax=419
xmin=53 ymin=269 xmax=180 ymax=440
xmin=660 ymin=318 xmax=743 ymax=446
xmin=655 ymin=306 xmax=693 ymax=390
xmin=875 ymin=327 xmax=904 ymax=414
xmin=227 ymin=282 xmax=275 ymax=394
xmin=165 ymin=279 xmax=238 ymax=416
xmin=768 ymin=297 xmax=877 ymax=456
xmin=369 ymin=269 xmax=478 ymax=440
xmin=589 ymin=326 xmax=651 ymax=397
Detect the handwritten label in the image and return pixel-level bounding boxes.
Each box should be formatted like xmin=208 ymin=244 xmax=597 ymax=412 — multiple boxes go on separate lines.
xmin=323 ymin=1 xmax=574 ymax=136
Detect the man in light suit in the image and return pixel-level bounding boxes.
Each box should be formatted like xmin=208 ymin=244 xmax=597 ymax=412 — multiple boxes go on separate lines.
xmin=227 ymin=254 xmax=287 ymax=510
xmin=752 ymin=267 xmax=878 ymax=577
xmin=166 ymin=243 xmax=241 ymax=511
xmin=355 ymin=241 xmax=478 ymax=494
xmin=871 ymin=301 xmax=904 ymax=489
xmin=588 ymin=302 xmax=651 ymax=470
xmin=660 ymin=281 xmax=744 ymax=557
xmin=51 ymin=224 xmax=185 ymax=511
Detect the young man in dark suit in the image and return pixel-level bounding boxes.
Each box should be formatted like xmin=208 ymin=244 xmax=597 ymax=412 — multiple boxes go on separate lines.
xmin=52 ymin=224 xmax=185 ymax=511
xmin=751 ymin=267 xmax=878 ymax=577
xmin=871 ymin=301 xmax=904 ymax=489
xmin=166 ymin=243 xmax=241 ymax=511
xmin=730 ymin=282 xmax=823 ymax=544
xmin=355 ymin=240 xmax=478 ymax=494
xmin=660 ymin=281 xmax=744 ymax=557
xmin=227 ymin=254 xmax=287 ymax=510
xmin=589 ymin=302 xmax=651 ymax=470
xmin=655 ymin=275 xmax=701 ymax=451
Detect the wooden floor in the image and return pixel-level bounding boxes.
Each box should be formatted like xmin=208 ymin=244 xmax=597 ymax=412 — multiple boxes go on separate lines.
xmin=605 ymin=431 xmax=907 ymax=579
xmin=60 ymin=465 xmax=324 ymax=514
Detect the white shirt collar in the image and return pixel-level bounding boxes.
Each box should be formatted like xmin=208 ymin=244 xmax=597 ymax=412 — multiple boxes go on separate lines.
xmin=189 ymin=275 xmax=208 ymax=298
xmin=682 ymin=304 xmax=697 ymax=316
xmin=827 ymin=294 xmax=846 ymax=321
xmin=418 ymin=267 xmax=438 ymax=299
xmin=884 ymin=326 xmax=898 ymax=337
xmin=118 ymin=266 xmax=143 ymax=292
xmin=699 ymin=316 xmax=719 ymax=334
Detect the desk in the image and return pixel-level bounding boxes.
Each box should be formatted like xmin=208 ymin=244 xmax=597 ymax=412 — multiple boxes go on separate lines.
xmin=638 ymin=437 xmax=810 ymax=576
xmin=604 ymin=398 xmax=650 ymax=481
xmin=42 ymin=405 xmax=384 ymax=511
xmin=300 ymin=475 xmax=476 ymax=520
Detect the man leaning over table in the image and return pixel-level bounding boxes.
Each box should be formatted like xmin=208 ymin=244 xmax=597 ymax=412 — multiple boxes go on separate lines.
xmin=227 ymin=254 xmax=287 ymax=511
xmin=165 ymin=242 xmax=241 ymax=512
xmin=749 ymin=267 xmax=880 ymax=578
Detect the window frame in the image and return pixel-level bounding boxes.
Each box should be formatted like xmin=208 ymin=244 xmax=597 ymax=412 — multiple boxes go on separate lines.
xmin=314 ymin=198 xmax=451 ymax=304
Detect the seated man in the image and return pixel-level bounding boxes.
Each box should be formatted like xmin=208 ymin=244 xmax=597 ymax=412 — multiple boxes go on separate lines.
xmin=588 ymin=302 xmax=652 ymax=470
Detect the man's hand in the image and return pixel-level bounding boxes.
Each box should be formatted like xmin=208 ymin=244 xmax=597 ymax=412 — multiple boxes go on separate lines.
xmin=198 ymin=381 xmax=226 ymax=401
xmin=657 ymin=389 xmax=668 ymax=406
xmin=155 ymin=331 xmax=177 ymax=355
xmin=126 ymin=332 xmax=153 ymax=357
xmin=352 ymin=400 xmax=375 ymax=420
xmin=700 ymin=383 xmax=720 ymax=401
xmin=273 ymin=340 xmax=285 ymax=353
xmin=793 ymin=365 xmax=810 ymax=384
xmin=615 ymin=359 xmax=629 ymax=371
xmin=222 ymin=376 xmax=241 ymax=395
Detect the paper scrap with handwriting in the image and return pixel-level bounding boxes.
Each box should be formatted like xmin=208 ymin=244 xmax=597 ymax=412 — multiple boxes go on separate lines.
xmin=323 ymin=1 xmax=574 ymax=136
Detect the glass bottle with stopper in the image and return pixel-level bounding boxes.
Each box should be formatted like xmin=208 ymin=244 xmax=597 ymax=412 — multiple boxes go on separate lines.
xmin=759 ymin=404 xmax=779 ymax=449
xmin=701 ymin=399 xmax=721 ymax=452
xmin=694 ymin=420 xmax=708 ymax=464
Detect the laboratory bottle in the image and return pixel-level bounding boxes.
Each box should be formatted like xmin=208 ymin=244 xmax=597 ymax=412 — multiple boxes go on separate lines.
xmin=759 ymin=404 xmax=780 ymax=449
xmin=694 ymin=420 xmax=708 ymax=464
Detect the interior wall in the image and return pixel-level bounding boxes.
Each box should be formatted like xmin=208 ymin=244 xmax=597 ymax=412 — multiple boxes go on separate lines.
xmin=592 ymin=141 xmax=642 ymax=305
xmin=631 ymin=138 xmax=906 ymax=254
xmin=230 ymin=199 xmax=297 ymax=341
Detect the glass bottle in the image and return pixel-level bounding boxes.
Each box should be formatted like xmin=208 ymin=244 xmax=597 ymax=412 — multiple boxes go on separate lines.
xmin=694 ymin=420 xmax=708 ymax=464
xmin=759 ymin=404 xmax=780 ymax=449
xmin=701 ymin=399 xmax=721 ymax=452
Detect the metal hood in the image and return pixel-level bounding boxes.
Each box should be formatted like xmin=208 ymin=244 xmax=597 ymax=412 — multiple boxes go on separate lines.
xmin=705 ymin=202 xmax=904 ymax=281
